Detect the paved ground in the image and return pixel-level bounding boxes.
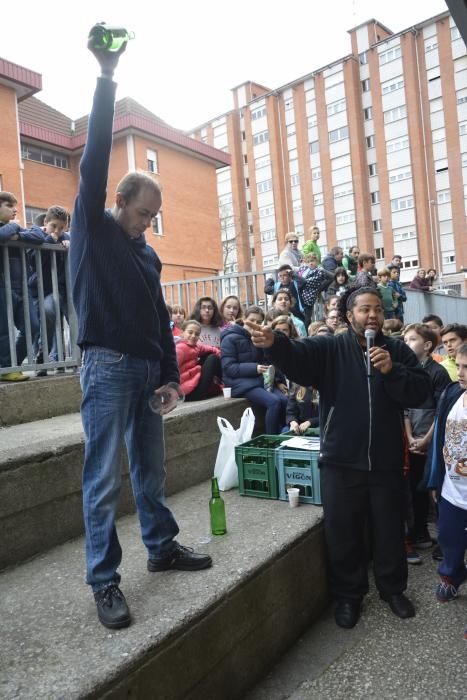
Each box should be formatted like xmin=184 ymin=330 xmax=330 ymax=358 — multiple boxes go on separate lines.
xmin=246 ymin=548 xmax=466 ymax=700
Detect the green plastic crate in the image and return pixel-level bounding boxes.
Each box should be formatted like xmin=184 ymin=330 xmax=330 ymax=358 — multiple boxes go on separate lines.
xmin=277 ymin=445 xmax=322 ymax=505
xmin=235 ymin=434 xmax=294 ymax=499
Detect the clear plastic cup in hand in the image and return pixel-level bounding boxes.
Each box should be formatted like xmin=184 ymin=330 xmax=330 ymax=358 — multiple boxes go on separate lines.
xmin=149 ymin=382 xmax=185 ymax=415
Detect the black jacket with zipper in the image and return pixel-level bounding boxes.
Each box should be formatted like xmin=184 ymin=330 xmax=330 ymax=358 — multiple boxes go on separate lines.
xmin=265 ymin=327 xmax=430 ymax=472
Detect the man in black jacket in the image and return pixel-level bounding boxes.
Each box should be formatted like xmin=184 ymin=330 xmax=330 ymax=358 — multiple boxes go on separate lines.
xmin=247 ymin=286 xmax=429 ymax=629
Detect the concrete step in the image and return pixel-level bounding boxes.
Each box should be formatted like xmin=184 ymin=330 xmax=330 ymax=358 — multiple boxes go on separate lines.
xmin=0 ymin=480 xmax=327 ymax=700
xmin=246 ymin=547 xmax=466 ymax=699
xmin=0 ymin=397 xmax=259 ymax=570
xmin=0 ymin=374 xmax=82 ymax=427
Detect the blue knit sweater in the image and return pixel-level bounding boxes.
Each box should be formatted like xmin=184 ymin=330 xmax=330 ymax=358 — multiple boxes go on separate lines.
xmin=69 ymin=78 xmax=178 ymax=383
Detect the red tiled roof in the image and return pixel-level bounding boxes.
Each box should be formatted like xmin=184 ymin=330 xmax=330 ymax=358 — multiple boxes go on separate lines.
xmin=18 ymin=96 xmax=73 ymax=136
xmin=18 ymin=95 xmax=230 ymax=167
xmin=0 ymin=57 xmax=42 ymax=100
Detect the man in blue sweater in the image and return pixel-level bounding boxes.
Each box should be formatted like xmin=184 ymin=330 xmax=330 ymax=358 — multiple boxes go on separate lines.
xmin=69 ymin=39 xmax=211 ymax=630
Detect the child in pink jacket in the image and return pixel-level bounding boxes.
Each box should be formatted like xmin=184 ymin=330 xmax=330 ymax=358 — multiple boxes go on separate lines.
xmin=176 ymin=320 xmax=222 ymax=401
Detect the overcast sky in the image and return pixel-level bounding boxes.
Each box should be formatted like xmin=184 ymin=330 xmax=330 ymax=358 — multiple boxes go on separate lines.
xmin=2 ymin=0 xmax=449 ymax=131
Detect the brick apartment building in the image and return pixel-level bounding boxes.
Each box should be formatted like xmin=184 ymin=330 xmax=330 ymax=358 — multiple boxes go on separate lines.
xmin=189 ymin=11 xmax=467 ymax=292
xmin=0 ymin=57 xmax=230 ymax=283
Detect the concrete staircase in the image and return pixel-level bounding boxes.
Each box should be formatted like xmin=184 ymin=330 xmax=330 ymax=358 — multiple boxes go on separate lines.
xmin=0 ymin=377 xmax=328 ymax=699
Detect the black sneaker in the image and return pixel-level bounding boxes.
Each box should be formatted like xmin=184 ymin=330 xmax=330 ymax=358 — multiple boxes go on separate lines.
xmin=94 ymin=584 xmax=131 ymax=629
xmin=147 ymin=542 xmax=213 ymax=572
xmin=432 ymin=544 xmax=443 ymax=561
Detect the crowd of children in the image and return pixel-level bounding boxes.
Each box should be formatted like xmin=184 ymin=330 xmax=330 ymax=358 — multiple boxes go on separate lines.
xmin=0 ymin=192 xmax=70 ymax=381
xmin=165 ymin=270 xmax=466 ymax=639
xmin=2 ymin=199 xmax=466 ymax=636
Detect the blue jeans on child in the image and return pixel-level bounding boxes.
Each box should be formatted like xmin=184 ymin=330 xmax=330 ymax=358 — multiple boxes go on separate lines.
xmin=0 ymin=282 xmax=39 ymax=368
xmin=80 ymin=346 xmax=179 ymax=592
xmin=242 ymin=386 xmax=287 ymax=434
xmin=438 ymin=496 xmax=467 ymax=587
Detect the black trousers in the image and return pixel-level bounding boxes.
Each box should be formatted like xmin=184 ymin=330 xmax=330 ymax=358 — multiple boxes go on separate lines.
xmin=185 ymin=354 xmax=222 ymax=402
xmin=320 ymin=465 xmax=407 ymax=602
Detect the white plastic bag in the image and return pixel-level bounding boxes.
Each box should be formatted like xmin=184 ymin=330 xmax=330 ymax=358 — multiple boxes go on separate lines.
xmin=214 ymin=407 xmax=255 ymax=490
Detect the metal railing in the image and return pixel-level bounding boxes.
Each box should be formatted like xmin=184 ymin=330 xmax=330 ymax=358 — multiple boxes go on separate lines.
xmin=0 ymin=241 xmax=80 ymax=376
xmin=1 ymin=246 xmax=466 ymax=379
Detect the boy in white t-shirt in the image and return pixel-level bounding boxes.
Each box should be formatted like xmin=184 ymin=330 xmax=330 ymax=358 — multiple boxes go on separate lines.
xmin=427 ymin=344 xmax=467 ymax=639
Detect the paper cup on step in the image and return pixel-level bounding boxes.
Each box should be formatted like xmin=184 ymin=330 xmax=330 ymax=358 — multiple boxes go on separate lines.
xmin=287 ymin=487 xmax=300 ymax=508
xmin=222 ymin=387 xmax=232 ymax=399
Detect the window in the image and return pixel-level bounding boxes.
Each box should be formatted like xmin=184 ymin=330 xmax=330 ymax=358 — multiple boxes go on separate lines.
xmin=25 ymin=206 xmax=47 ymax=226
xmin=375 ymin=247 xmax=385 ymax=259
xmin=394 ymin=229 xmax=416 ymax=241
xmin=257 ymin=179 xmax=273 ymax=194
xmin=259 ymin=205 xmax=275 ymax=218
xmin=329 ymin=126 xmax=349 ymax=142
xmin=334 ymin=183 xmax=353 ymax=198
xmin=336 ymin=210 xmax=356 ymax=225
xmin=457 ymin=90 xmax=467 ymax=105
xmin=402 ymin=258 xmax=419 ymax=269
xmin=291 ymin=173 xmax=300 ymax=186
xmin=379 ymin=46 xmax=401 ymax=65
xmin=287 ymin=123 xmax=296 ymax=136
xmin=370 ymin=191 xmax=380 ymax=205
xmin=391 ymin=196 xmax=414 ymax=212
xmin=314 ymin=193 xmax=324 ymax=206
xmin=366 ymin=135 xmax=375 ymax=148
xmin=152 ymin=212 xmax=163 ymax=235
xmin=437 ymin=190 xmax=451 ymax=204
xmin=361 ymin=79 xmax=370 ymax=93
xmin=146 ymin=149 xmax=158 ymax=173
xmin=381 ymin=77 xmax=404 ymax=95
xmin=251 ymin=106 xmax=267 ymax=120
xmin=368 ymin=163 xmax=378 ymax=177
xmin=389 ymin=166 xmax=411 ymax=182
xmin=309 ymin=140 xmax=319 ymax=154
xmin=327 ymin=99 xmax=346 ymax=116
xmin=308 ymin=114 xmax=318 ymax=128
xmin=425 ymin=38 xmax=438 ymax=52
xmin=253 ymin=131 xmax=269 ymax=146
xmin=364 ymin=107 xmax=373 ymax=120
xmin=245 ymin=177 xmax=250 ymax=188
xmin=384 ymin=105 xmax=407 ymax=124
xmin=260 ymin=229 xmax=276 ymax=242
xmin=372 ymin=219 xmax=382 ymax=232
xmin=451 ymin=26 xmax=461 ymax=41
xmin=311 ymin=167 xmax=321 ymax=180
xmin=386 ymin=137 xmax=409 ymax=154
xmin=263 ymin=255 xmax=279 ymax=268
xmin=284 ymin=98 xmax=294 ymax=111
xmin=359 ymin=51 xmax=369 ymax=65
xmin=432 ymin=127 xmax=446 ymax=142
xmin=442 ymin=252 xmax=456 ymax=264
xmin=255 ymin=155 xmax=271 ymax=169
xmin=460 ymin=121 xmax=467 ymax=136
xmin=21 ymin=143 xmax=69 ymax=169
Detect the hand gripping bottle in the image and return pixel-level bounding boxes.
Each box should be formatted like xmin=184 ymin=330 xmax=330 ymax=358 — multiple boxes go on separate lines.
xmin=88 ymin=23 xmax=135 ymax=52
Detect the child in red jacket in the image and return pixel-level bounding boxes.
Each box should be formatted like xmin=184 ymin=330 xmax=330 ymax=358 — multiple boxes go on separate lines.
xmin=176 ymin=320 xmax=222 ymax=401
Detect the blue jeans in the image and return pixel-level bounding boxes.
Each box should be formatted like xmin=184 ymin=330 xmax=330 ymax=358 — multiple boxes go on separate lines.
xmin=34 ymin=293 xmax=68 ymax=361
xmin=80 ymin=346 xmax=179 ymax=591
xmin=0 ymin=283 xmax=39 ymax=368
xmin=438 ymin=497 xmax=467 ymax=587
xmin=242 ymin=386 xmax=287 ymax=434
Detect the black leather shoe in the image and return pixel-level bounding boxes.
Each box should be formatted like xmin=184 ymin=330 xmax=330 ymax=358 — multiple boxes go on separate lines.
xmin=334 ymin=600 xmax=361 ymax=629
xmin=94 ymin=584 xmax=131 ymax=629
xmin=148 ymin=542 xmax=213 ymax=572
xmin=382 ymin=593 xmax=415 ymax=619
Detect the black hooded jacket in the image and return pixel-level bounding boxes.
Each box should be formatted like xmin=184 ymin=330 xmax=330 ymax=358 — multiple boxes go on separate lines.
xmin=265 ymin=327 xmax=429 ymax=471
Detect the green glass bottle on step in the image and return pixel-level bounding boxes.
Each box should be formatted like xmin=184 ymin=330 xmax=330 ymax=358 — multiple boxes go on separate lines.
xmin=209 ymin=477 xmax=227 ymax=535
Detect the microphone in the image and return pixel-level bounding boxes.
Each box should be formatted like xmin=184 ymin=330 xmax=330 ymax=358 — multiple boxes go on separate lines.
xmin=364 ymin=329 xmax=376 ymax=377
